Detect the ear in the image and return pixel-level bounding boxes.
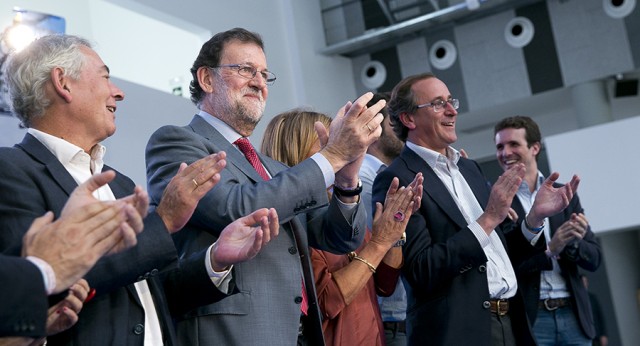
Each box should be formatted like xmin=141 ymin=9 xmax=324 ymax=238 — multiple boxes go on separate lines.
xmin=531 ymin=141 xmax=541 ymax=156
xmin=399 ymin=112 xmax=417 ymax=130
xmin=197 ymin=66 xmax=215 ymax=94
xmin=50 ymin=67 xmax=72 ymax=102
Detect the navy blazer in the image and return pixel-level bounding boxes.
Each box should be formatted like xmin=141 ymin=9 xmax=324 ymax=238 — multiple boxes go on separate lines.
xmin=372 ymin=146 xmax=536 ymax=346
xmin=509 ymin=184 xmax=601 ymax=339
xmin=0 ymin=134 xmax=228 ymax=346
xmin=0 ymin=255 xmax=48 ymax=338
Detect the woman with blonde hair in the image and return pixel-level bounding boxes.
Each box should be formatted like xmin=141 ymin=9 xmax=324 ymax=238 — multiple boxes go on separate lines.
xmin=261 ymin=108 xmax=422 ymax=346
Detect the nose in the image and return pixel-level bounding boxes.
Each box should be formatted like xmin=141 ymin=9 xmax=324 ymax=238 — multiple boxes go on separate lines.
xmin=249 ymin=73 xmax=268 ymax=89
xmin=112 ymin=82 xmax=125 ymax=101
xmin=444 ymin=100 xmax=457 ymax=115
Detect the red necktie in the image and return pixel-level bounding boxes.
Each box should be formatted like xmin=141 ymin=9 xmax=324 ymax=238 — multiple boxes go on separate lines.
xmin=234 ymin=138 xmax=270 ymax=181
xmin=233 ymin=137 xmax=308 ymax=315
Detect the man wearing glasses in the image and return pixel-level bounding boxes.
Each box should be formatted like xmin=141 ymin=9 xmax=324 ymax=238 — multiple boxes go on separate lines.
xmin=145 ymin=28 xmax=385 ymax=345
xmin=371 ymin=73 xmax=580 ymax=345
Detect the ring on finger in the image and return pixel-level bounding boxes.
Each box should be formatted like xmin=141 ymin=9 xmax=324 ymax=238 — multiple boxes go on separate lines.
xmin=365 ymin=123 xmax=373 ymax=133
xmin=393 ymin=210 xmax=405 ymax=222
xmin=192 ymin=179 xmax=199 ymax=189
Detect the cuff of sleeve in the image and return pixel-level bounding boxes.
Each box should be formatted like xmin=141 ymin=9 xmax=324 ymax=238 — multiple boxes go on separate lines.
xmin=310 ymin=152 xmax=335 ymax=189
xmin=26 ymin=256 xmax=56 ymax=295
xmin=468 ymin=221 xmax=491 ymax=248
xmin=205 ymin=243 xmax=233 ymax=293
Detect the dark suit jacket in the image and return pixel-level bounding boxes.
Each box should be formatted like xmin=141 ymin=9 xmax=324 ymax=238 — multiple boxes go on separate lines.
xmin=0 ymin=255 xmax=48 ymax=337
xmin=372 ymin=146 xmax=536 ymax=346
xmin=0 ymin=134 xmax=228 ymax=346
xmin=145 ymin=115 xmax=366 ymax=345
xmin=509 ymin=184 xmax=601 ymax=339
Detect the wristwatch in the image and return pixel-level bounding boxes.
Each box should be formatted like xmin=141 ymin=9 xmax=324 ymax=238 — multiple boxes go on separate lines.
xmin=393 ymin=232 xmax=406 ymax=247
xmin=333 ymin=179 xmax=363 ymax=197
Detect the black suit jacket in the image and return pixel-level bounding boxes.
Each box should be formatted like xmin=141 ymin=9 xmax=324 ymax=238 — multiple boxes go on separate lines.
xmin=372 ymin=146 xmax=536 ymax=346
xmin=0 ymin=134 xmax=228 ymax=346
xmin=0 ymin=255 xmax=48 ymax=337
xmin=509 ymin=183 xmax=601 ymax=339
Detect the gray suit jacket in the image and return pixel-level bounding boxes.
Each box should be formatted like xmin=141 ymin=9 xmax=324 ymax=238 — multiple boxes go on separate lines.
xmin=146 ymin=115 xmax=366 ymax=345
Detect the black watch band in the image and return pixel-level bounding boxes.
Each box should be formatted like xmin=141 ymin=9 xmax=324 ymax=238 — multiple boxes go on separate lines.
xmin=333 ymin=179 xmax=363 ymax=197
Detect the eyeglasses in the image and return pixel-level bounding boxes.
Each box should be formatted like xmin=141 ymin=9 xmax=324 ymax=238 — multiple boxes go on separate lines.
xmin=416 ymin=98 xmax=459 ymax=112
xmin=214 ymin=64 xmax=276 ymax=85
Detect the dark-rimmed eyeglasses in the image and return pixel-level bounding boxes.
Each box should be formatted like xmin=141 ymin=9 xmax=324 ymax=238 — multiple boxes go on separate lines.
xmin=416 ymin=98 xmax=459 ymax=112
xmin=213 ymin=64 xmax=276 ymax=85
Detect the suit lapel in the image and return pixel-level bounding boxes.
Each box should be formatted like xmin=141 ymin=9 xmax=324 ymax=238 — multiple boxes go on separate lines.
xmin=458 ymin=159 xmax=490 ymax=209
xmin=401 ymin=147 xmax=469 ymax=230
xmin=17 ymin=134 xmax=78 ymax=196
xmin=188 ymin=115 xmax=269 ymax=182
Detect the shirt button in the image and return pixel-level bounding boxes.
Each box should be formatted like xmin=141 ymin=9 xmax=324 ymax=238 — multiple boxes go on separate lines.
xmin=133 ymin=324 xmax=144 ymax=335
xmin=288 ymin=246 xmax=297 ymax=255
xmin=294 ymin=296 xmax=303 ymax=304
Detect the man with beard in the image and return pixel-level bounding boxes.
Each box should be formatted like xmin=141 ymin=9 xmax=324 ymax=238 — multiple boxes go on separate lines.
xmin=145 ymin=28 xmax=385 ymax=345
xmin=357 ymin=92 xmax=408 ymax=345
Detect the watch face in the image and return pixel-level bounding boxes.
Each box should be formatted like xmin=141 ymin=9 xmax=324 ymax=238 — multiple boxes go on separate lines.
xmin=394 ymin=232 xmax=406 ymax=247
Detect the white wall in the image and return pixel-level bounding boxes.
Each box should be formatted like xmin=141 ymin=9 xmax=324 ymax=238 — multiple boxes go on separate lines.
xmin=0 ymin=0 xmax=359 ymax=186
xmin=545 ymin=115 xmax=640 ymax=234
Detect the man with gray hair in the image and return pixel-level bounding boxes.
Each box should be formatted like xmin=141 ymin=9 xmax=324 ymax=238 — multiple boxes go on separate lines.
xmin=0 ymin=34 xmax=280 ymax=346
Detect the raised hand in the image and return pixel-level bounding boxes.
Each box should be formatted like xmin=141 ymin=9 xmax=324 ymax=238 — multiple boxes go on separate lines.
xmin=60 ymin=170 xmax=143 ymax=254
xmin=156 ymin=152 xmax=227 ymax=233
xmin=210 ymin=208 xmax=279 ymax=271
xmin=317 ymin=92 xmax=386 ymax=172
xmin=407 ymin=172 xmax=424 ymax=212
xmin=478 ymin=163 xmax=525 ymax=234
xmin=528 ymin=173 xmax=580 ymax=226
xmin=548 ymin=213 xmax=589 ymax=255
xmin=22 ymin=201 xmax=135 ymax=293
xmin=370 ymin=177 xmax=415 ymax=249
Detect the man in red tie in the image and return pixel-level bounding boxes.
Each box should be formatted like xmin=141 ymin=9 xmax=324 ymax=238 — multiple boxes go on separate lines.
xmin=145 ymin=28 xmax=384 ymax=345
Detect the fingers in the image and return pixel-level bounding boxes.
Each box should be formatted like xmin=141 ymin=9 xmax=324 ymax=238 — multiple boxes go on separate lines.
xmin=187 ymin=152 xmax=227 ymax=193
xmin=384 ymin=177 xmax=401 ymax=203
xmin=507 ymin=208 xmax=519 ymax=222
xmin=123 ymin=204 xmax=144 ymax=233
xmin=266 ymin=208 xmax=279 ymax=240
xmin=77 ymin=171 xmax=117 ymax=196
xmin=568 ymin=174 xmax=580 ymax=195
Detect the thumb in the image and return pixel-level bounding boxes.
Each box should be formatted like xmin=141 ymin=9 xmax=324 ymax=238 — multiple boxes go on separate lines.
xmin=314 ymin=121 xmax=329 ymax=148
xmin=546 ymin=172 xmax=560 ymax=186
xmin=177 ymin=162 xmax=188 ymax=174
xmin=80 ymin=171 xmax=117 ymax=195
xmin=22 ymin=211 xmax=55 ymax=256
xmin=372 ymin=202 xmax=383 ymax=224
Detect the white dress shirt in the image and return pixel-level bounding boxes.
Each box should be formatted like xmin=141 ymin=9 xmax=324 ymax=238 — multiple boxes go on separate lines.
xmin=516 ymin=171 xmax=570 ymax=299
xmin=406 ymin=142 xmax=518 ymax=299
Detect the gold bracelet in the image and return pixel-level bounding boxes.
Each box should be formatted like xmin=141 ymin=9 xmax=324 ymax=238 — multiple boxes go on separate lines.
xmin=348 ymin=251 xmax=376 ymax=273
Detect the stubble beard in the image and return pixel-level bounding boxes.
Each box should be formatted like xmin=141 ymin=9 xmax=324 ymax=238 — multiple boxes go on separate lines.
xmin=213 ymin=81 xmax=265 ymax=136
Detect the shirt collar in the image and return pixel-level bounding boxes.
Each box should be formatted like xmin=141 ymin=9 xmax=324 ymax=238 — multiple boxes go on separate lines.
xmin=363 ymin=153 xmax=386 ymax=171
xmin=28 ymin=128 xmax=106 ymax=166
xmin=519 ymin=170 xmax=545 ymax=193
xmin=406 ymin=141 xmax=460 ymax=169
xmin=198 ymin=110 xmax=243 ymax=144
